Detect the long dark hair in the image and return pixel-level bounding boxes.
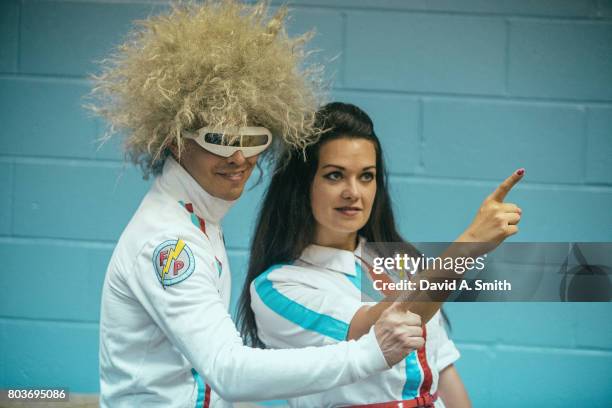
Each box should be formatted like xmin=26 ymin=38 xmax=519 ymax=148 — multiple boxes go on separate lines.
xmin=237 ymin=102 xmax=423 ymax=347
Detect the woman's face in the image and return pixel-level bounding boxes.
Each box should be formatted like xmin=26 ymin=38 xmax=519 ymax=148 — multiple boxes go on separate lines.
xmin=310 ymin=137 xmax=377 ymax=248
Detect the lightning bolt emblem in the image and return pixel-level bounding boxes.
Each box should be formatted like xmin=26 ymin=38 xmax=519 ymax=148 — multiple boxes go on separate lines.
xmin=160 ymin=239 xmax=186 ymax=287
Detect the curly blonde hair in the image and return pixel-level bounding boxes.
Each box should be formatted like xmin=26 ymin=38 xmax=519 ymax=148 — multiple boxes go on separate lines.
xmin=87 ymin=0 xmax=324 ymax=176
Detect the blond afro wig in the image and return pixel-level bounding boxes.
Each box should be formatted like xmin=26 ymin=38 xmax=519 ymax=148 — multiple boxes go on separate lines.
xmin=87 ymin=0 xmax=324 ymax=176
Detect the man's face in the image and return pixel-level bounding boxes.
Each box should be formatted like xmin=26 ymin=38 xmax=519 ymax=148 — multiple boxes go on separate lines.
xmin=175 ymin=139 xmax=259 ymax=201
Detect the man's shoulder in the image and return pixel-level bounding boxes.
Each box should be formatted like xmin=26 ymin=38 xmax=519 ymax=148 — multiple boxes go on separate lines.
xmin=109 ymin=217 xmax=217 ymax=288
xmin=114 ymin=194 xmax=213 ymax=263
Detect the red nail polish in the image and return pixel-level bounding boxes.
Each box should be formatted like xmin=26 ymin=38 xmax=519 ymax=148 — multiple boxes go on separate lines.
xmin=516 ymin=168 xmax=525 ymax=176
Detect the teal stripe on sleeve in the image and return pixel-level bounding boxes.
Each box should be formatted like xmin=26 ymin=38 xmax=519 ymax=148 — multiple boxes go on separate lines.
xmin=402 ymin=351 xmax=422 ymax=399
xmin=191 ymin=368 xmax=205 ymax=407
xmin=254 ymin=264 xmax=350 ymax=341
xmin=354 ymin=261 xmax=383 ymax=301
xmin=178 ymin=200 xmax=201 ymax=229
xmin=345 ymin=261 xmax=362 ymax=290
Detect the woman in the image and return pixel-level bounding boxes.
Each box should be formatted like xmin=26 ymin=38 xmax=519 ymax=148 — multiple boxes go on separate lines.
xmin=238 ymin=102 xmax=523 ymax=407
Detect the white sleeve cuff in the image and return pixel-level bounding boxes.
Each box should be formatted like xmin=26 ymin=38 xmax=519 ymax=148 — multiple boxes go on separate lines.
xmin=348 ymin=325 xmax=390 ymax=379
xmin=436 ymin=346 xmax=461 ymax=372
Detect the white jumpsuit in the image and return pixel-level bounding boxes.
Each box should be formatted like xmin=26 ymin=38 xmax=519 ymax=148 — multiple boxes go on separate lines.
xmin=99 ymin=157 xmax=390 ymax=407
xmin=251 ymin=240 xmax=461 ymax=407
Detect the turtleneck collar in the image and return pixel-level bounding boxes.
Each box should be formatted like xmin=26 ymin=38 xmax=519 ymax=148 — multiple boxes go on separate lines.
xmin=157 ymin=156 xmax=236 ymax=224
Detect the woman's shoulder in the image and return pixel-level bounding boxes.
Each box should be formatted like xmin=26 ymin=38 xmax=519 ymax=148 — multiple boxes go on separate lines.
xmin=250 ymin=261 xmax=322 ymax=289
xmin=251 ymin=263 xmax=305 ymax=286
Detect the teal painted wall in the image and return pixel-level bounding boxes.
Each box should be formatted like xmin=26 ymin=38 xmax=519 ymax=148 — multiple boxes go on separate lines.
xmin=1 ymin=1 xmax=611 ymax=406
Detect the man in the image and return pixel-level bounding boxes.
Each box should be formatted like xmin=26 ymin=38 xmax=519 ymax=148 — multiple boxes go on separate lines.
xmin=90 ymin=1 xmax=424 ymax=407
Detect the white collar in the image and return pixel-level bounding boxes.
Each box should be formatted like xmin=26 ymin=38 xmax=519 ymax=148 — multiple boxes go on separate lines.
xmin=299 ymin=237 xmax=367 ymax=276
xmin=157 ymin=156 xmax=236 ymax=224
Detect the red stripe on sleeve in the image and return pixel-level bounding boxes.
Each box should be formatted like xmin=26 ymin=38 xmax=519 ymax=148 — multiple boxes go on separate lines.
xmin=417 ymin=325 xmax=433 ymax=396
xmin=203 ymin=384 xmax=211 ymax=408
xmin=198 ymin=216 xmax=207 ymax=236
xmin=184 ymin=202 xmax=208 ymax=237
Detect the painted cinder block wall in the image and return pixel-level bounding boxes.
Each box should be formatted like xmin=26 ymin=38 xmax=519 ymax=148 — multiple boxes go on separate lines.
xmin=1 ymin=0 xmax=611 ymax=406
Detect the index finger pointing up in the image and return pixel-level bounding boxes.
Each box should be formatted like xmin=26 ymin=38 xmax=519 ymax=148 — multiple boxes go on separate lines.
xmin=488 ymin=168 xmax=525 ymax=202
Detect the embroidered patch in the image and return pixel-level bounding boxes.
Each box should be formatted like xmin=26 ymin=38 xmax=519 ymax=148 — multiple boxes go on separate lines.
xmin=152 ymin=239 xmax=195 ymax=288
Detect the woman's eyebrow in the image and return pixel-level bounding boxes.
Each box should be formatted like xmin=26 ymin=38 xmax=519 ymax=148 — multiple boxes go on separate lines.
xmin=321 ymin=164 xmax=345 ymax=170
xmin=321 ymin=164 xmax=376 ymax=170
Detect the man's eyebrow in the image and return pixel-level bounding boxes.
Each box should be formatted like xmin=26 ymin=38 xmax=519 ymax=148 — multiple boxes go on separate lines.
xmin=321 ymin=164 xmax=376 ymax=170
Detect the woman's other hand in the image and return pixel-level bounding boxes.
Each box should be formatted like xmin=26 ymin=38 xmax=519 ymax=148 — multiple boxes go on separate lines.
xmin=373 ymin=304 xmax=424 ymax=367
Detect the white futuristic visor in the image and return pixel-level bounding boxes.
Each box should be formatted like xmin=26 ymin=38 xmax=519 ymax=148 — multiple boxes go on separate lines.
xmin=183 ymin=126 xmax=273 ymax=158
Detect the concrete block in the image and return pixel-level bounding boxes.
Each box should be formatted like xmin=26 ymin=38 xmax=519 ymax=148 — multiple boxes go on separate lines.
xmin=285 ymin=7 xmax=344 ymax=85
xmin=0 ymin=319 xmax=99 ymax=392
xmin=0 ymin=161 xmax=13 ymax=234
xmin=345 ymin=12 xmax=505 ymax=95
xmin=227 ymin=250 xmax=249 ymax=316
xmin=600 ymin=0 xmax=612 ymax=18
xmin=508 ymin=21 xmax=612 ymax=101
xmin=585 ymin=107 xmax=612 ymax=184
xmin=422 ymin=99 xmax=584 ymax=183
xmin=453 ymin=344 xmax=495 ymax=407
xmin=0 ymin=240 xmax=110 ymax=322
xmin=492 ymin=346 xmax=612 ymax=407
xmin=332 ymin=90 xmax=420 ymax=175
xmin=389 ymin=177 xmax=612 ymax=242
xmin=13 ymin=162 xmax=150 ymax=241
xmin=450 ymin=304 xmax=576 ymax=348
xmin=271 ymin=0 xmax=598 ymax=18
xmin=20 ymin=1 xmax=165 ymax=76
xmin=0 ymin=0 xmax=19 ymax=73
xmin=573 ymin=303 xmax=612 ymax=349
xmin=0 ymin=78 xmax=108 ymax=160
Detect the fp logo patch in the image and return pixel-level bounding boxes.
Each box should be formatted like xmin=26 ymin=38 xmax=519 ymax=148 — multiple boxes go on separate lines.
xmin=152 ymin=239 xmax=195 ymax=288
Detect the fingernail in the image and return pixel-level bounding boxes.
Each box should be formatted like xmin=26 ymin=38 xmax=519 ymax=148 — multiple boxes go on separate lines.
xmin=516 ymin=168 xmax=525 ymax=176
